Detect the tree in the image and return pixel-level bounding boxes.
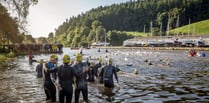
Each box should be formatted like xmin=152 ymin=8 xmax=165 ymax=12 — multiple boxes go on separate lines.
xmin=80 ymin=26 xmax=90 ymax=37
xmin=79 ymin=41 xmax=88 ymax=47
xmin=87 ymin=30 xmax=96 ymax=42
xmin=22 ymin=34 xmax=35 ymax=44
xmin=0 ymin=4 xmax=19 ymax=44
xmin=36 ymin=37 xmax=48 ymax=44
xmin=0 ymin=0 xmax=38 ymax=44
xmin=66 ymin=32 xmax=73 ymax=45
xmin=91 ymin=20 xmax=102 ymax=31
xmin=71 ymin=36 xmax=80 ymax=47
xmin=47 ymin=32 xmax=54 ymax=43
xmin=0 ymin=0 xmax=38 ymax=31
xmin=96 ymin=26 xmax=105 ymax=42
xmin=107 ymin=30 xmax=118 ymax=43
xmin=54 ymin=0 xmax=209 ymax=46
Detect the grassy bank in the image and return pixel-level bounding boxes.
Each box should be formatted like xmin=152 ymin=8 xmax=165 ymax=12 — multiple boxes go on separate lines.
xmin=170 ymin=19 xmax=209 ymax=35
xmin=0 ymin=51 xmax=16 ymax=63
xmin=125 ymin=31 xmax=148 ymax=37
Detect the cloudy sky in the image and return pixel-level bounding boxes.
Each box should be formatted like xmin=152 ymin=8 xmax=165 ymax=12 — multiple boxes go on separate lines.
xmin=27 ymin=0 xmax=129 ymax=38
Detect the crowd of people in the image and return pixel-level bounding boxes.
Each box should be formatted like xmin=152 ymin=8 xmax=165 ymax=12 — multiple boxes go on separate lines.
xmin=3 ymin=43 xmax=63 ymax=54
xmin=35 ymin=53 xmax=120 ymax=103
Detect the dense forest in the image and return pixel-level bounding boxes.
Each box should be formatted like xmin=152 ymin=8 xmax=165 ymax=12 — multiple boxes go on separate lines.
xmin=54 ymin=0 xmax=209 ymax=47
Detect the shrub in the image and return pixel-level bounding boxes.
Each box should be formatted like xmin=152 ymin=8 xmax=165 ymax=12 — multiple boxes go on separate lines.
xmin=0 ymin=55 xmax=7 ymax=62
xmin=7 ymin=51 xmax=15 ymax=58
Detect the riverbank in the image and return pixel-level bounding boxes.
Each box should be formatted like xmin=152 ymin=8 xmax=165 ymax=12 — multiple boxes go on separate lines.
xmin=93 ymin=46 xmax=209 ymax=51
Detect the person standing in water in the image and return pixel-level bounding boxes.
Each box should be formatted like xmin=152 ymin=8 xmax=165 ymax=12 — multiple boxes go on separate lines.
xmin=35 ymin=59 xmax=44 ymax=78
xmin=91 ymin=57 xmax=102 ymax=82
xmin=86 ymin=58 xmax=95 ymax=82
xmin=42 ymin=54 xmax=58 ymax=102
xmin=100 ymin=58 xmax=119 ymax=88
xmin=28 ymin=52 xmax=34 ymax=65
xmin=47 ymin=54 xmax=75 ymax=103
xmin=98 ymin=58 xmax=119 ymax=101
xmin=73 ymin=53 xmax=89 ymax=103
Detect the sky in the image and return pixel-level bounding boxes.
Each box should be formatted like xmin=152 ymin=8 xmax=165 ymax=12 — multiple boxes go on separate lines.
xmin=27 ymin=0 xmax=130 ymax=38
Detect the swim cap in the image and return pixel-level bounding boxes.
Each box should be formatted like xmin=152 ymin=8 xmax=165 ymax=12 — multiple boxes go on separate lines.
xmin=76 ymin=53 xmax=82 ymax=62
xmin=50 ymin=54 xmax=58 ymax=61
xmin=62 ymin=54 xmax=70 ymax=63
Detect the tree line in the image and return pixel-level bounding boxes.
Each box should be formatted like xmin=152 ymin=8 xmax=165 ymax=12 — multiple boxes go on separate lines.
xmin=54 ymin=0 xmax=209 ymax=46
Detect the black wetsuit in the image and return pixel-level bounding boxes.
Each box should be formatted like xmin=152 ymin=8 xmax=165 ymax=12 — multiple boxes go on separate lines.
xmin=88 ymin=67 xmax=94 ymax=82
xmin=48 ymin=64 xmax=75 ymax=103
xmin=100 ymin=64 xmax=118 ymax=88
xmin=86 ymin=61 xmax=94 ymax=82
xmin=43 ymin=63 xmax=57 ymax=102
xmin=36 ymin=63 xmax=43 ymax=77
xmin=93 ymin=63 xmax=102 ymax=77
xmin=73 ymin=62 xmax=88 ymax=103
xmin=89 ymin=63 xmax=102 ymax=82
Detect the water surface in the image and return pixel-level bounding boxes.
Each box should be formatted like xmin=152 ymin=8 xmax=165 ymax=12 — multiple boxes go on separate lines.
xmin=0 ymin=48 xmax=209 ymax=103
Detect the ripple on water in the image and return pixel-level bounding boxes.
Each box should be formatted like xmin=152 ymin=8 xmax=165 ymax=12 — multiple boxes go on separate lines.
xmin=179 ymin=94 xmax=200 ymax=101
xmin=1 ymin=49 xmax=209 ymax=102
xmin=175 ymin=87 xmax=190 ymax=95
xmin=114 ymin=94 xmax=131 ymax=101
xmin=155 ymin=91 xmax=175 ymax=97
xmin=122 ymin=97 xmax=143 ymax=103
xmin=129 ymin=90 xmax=154 ymax=98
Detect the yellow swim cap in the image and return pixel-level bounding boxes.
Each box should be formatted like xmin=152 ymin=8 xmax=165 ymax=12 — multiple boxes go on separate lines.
xmin=39 ymin=59 xmax=44 ymax=63
xmin=50 ymin=54 xmax=58 ymax=61
xmin=76 ymin=53 xmax=82 ymax=62
xmin=62 ymin=54 xmax=70 ymax=63
xmin=98 ymin=57 xmax=102 ymax=63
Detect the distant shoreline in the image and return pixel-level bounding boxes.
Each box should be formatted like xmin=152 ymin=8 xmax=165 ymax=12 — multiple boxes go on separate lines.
xmin=93 ymin=46 xmax=209 ymax=51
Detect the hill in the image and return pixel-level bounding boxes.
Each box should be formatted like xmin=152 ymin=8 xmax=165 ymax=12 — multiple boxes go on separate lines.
xmin=54 ymin=0 xmax=209 ymax=46
xmin=170 ymin=19 xmax=209 ymax=35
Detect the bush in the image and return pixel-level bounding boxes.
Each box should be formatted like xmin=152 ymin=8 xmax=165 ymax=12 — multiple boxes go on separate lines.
xmin=0 ymin=46 xmax=10 ymax=53
xmin=0 ymin=55 xmax=7 ymax=62
xmin=7 ymin=51 xmax=15 ymax=58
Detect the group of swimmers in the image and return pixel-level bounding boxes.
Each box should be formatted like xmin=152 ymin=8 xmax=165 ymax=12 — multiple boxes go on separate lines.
xmin=35 ymin=53 xmax=119 ymax=103
xmin=188 ymin=49 xmax=206 ymax=57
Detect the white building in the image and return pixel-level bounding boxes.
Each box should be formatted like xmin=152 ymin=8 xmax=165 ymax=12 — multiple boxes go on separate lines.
xmin=92 ymin=42 xmax=110 ymax=46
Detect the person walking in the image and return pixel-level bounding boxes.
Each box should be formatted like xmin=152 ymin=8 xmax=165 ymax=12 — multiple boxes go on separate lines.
xmin=90 ymin=57 xmax=102 ymax=82
xmin=94 ymin=57 xmax=102 ymax=76
xmin=42 ymin=54 xmax=58 ymax=102
xmin=35 ymin=59 xmax=44 ymax=78
xmin=47 ymin=54 xmax=75 ymax=103
xmin=100 ymin=58 xmax=119 ymax=88
xmin=73 ymin=53 xmax=89 ymax=103
xmin=29 ymin=52 xmax=34 ymax=65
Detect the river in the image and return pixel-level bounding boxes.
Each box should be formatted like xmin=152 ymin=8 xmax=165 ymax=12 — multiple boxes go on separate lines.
xmin=0 ymin=48 xmax=209 ymax=103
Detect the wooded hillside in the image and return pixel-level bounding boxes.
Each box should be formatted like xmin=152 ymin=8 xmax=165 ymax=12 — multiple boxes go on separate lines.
xmin=54 ymin=0 xmax=209 ymax=46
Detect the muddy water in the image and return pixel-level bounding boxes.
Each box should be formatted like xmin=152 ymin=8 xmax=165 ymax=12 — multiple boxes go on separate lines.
xmin=0 ymin=48 xmax=209 ymax=103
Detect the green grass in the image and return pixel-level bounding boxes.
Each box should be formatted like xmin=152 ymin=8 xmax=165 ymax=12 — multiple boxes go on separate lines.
xmin=170 ymin=19 xmax=209 ymax=35
xmin=125 ymin=31 xmax=149 ymax=37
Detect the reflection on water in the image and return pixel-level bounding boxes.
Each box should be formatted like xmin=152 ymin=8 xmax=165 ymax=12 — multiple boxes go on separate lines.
xmin=0 ymin=48 xmax=209 ymax=103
